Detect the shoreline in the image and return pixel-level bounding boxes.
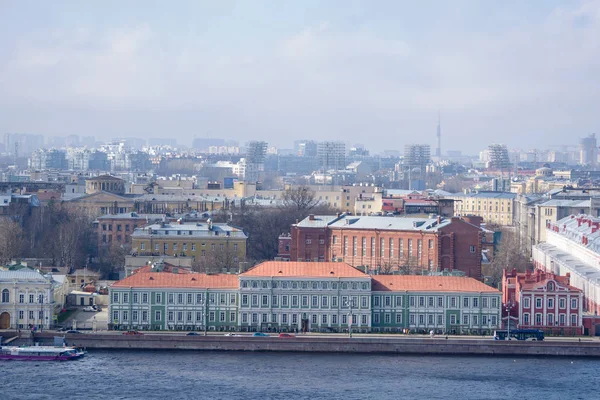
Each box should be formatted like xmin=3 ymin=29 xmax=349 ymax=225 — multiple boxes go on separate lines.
xmin=4 ymin=331 xmax=600 ymax=358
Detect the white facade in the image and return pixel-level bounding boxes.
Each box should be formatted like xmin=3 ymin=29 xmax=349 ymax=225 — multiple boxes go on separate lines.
xmin=0 ymin=270 xmax=55 ymax=329
xmin=533 ymin=215 xmax=600 ymax=315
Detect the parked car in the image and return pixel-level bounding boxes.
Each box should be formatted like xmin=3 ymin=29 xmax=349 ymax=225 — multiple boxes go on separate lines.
xmin=92 ymin=305 xmax=102 ymax=312
xmin=186 ymin=332 xmax=200 ymax=336
xmin=122 ymin=330 xmax=143 ymax=335
xmin=66 ymin=330 xmax=82 ymax=334
xmin=82 ymin=306 xmax=95 ymax=312
xmin=224 ymin=333 xmax=241 ymax=337
xmin=252 ymin=332 xmax=270 ymax=337
xmin=278 ymin=333 xmax=295 ymax=338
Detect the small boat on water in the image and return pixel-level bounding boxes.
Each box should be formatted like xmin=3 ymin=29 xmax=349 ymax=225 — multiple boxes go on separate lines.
xmin=0 ymin=346 xmax=85 ymax=361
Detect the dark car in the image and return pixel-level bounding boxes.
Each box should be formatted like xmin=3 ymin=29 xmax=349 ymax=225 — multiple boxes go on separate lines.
xmin=122 ymin=330 xmax=143 ymax=335
xmin=186 ymin=332 xmax=200 ymax=336
xmin=66 ymin=330 xmax=82 ymax=334
xmin=252 ymin=332 xmax=270 ymax=337
xmin=278 ymin=333 xmax=295 ymax=338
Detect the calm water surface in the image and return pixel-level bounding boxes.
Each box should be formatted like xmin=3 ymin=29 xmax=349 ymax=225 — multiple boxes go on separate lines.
xmin=1 ymin=350 xmax=597 ymax=400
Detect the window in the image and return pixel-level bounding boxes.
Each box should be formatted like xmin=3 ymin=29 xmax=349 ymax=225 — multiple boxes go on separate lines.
xmin=168 ymin=311 xmax=175 ymax=322
xmin=380 ymin=238 xmax=385 ymax=257
xmin=123 ymin=293 xmax=129 ymax=303
xmin=282 ymin=314 xmax=288 ymax=324
xmin=156 ymin=293 xmax=162 ymax=303
xmin=168 ymin=293 xmax=174 ymax=304
xmin=251 ymin=295 xmax=258 ymax=306
xmin=535 ymin=313 xmax=542 ymax=325
xmin=472 ymin=298 xmax=478 ymax=308
xmin=523 ymin=297 xmax=530 ymax=308
xmin=209 ymin=312 xmax=216 ymax=322
xmin=523 ymin=313 xmax=530 ymax=325
xmin=409 ymin=296 xmax=415 ymax=307
xmin=242 ymin=294 xmax=248 ymax=306
xmin=463 ymin=314 xmax=469 ymax=325
xmin=312 ymin=296 xmax=318 ymax=307
xmin=322 ymin=314 xmax=328 ymax=324
xmin=547 ymin=313 xmax=554 ymax=325
xmin=418 ymin=315 xmax=424 ymax=325
xmin=19 ymin=294 xmax=24 ymax=304
xmin=472 ymin=315 xmax=478 ymax=325
xmin=332 ymin=315 xmax=337 ymax=324
xmin=410 ymin=314 xmax=416 ymax=325
xmin=220 ymin=312 xmax=226 ymax=322
xmin=312 ymin=314 xmax=317 ymax=324
xmin=482 ymin=298 xmax=488 ymax=308
xmin=262 ymin=295 xmax=269 ymax=307
xmin=571 ymin=298 xmax=578 ymax=309
xmin=385 ymin=314 xmax=391 ymax=324
xmin=140 ymin=242 xmax=145 ymax=251
xmin=271 ymin=314 xmax=276 ymax=323
xmin=242 ymin=313 xmax=248 ymax=324
xmin=450 ymin=315 xmax=456 ymax=325
xmin=419 ymin=297 xmax=425 ymax=307
xmin=371 ymin=237 xmax=375 ymax=257
xmin=559 ymin=298 xmax=566 ymax=309
xmin=142 ymin=293 xmax=148 ymax=303
xmin=548 ymin=298 xmax=554 ymax=308
xmin=559 ymin=314 xmax=566 ymax=325
xmin=450 ymin=297 xmax=457 ymax=308
xmin=142 ymin=311 xmax=148 ymax=322
xmin=482 ymin=315 xmax=487 ymax=325
xmin=322 ymin=296 xmax=328 ymax=307
xmin=113 ymin=311 xmax=119 ymax=322
xmin=331 ymin=296 xmax=338 ymax=307
xmin=396 ymin=314 xmax=402 ymax=324
xmin=469 ymin=245 xmax=476 ymax=253
xmin=373 ymin=314 xmax=380 ymax=324
xmin=1 ymin=289 xmax=9 ymax=303
xmin=428 ymin=297 xmax=434 ymax=307
xmin=155 ymin=311 xmax=161 ymax=321
xmin=429 ymin=239 xmax=434 ymax=249
xmin=192 ymin=244 xmax=196 ymax=251
xmin=535 ymin=298 xmax=542 ymax=308
xmin=395 ymin=296 xmax=402 ymax=307
xmin=427 ymin=314 xmax=433 ymax=325
xmin=491 ymin=316 xmax=497 ymax=326
xmin=282 ymin=296 xmax=288 ymax=307
xmin=385 ymin=296 xmax=391 ymax=307
xmin=132 ymin=310 xmax=138 ymax=321
xmin=361 ymin=296 xmax=368 ymax=308
xmin=177 ymin=293 xmax=183 ymax=304
xmin=437 ymin=297 xmax=443 ymax=307
xmin=38 ymin=294 xmax=44 ymax=304
xmin=437 ymin=314 xmax=443 ymax=325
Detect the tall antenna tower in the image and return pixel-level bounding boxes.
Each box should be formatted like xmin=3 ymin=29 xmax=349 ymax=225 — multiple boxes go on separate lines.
xmin=435 ymin=111 xmax=441 ymax=158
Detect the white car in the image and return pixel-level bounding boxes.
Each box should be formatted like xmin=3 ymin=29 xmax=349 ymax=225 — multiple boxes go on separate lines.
xmin=82 ymin=306 xmax=96 ymax=312
xmin=224 ymin=333 xmax=241 ymax=337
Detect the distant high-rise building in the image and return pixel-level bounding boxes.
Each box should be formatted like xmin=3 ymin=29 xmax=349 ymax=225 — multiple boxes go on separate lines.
xmin=244 ymin=141 xmax=268 ymax=182
xmin=487 ymin=144 xmax=511 ymax=169
xmin=29 ymin=149 xmax=67 ymax=170
xmin=404 ymin=144 xmax=431 ymax=190
xmin=317 ymin=141 xmax=346 ymax=171
xmin=4 ymin=133 xmax=45 ymax=157
xmin=294 ymin=140 xmax=318 ymax=157
xmin=579 ymin=133 xmax=598 ymax=167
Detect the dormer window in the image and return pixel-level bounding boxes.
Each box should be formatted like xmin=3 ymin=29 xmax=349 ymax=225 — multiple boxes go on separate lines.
xmin=547 ymin=282 xmax=555 ymax=291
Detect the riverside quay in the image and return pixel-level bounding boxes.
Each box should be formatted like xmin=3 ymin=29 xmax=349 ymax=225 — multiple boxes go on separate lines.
xmin=109 ymin=261 xmax=501 ymax=334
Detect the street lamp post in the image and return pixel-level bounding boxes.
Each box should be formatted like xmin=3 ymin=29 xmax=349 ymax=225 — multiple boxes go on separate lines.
xmin=344 ymin=299 xmax=355 ymax=338
xmin=505 ymin=302 xmax=513 ymax=341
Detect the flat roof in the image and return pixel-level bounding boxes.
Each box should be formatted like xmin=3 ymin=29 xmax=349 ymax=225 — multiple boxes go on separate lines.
xmin=372 ymin=275 xmax=499 ymax=293
xmin=241 ymin=261 xmax=369 ymax=278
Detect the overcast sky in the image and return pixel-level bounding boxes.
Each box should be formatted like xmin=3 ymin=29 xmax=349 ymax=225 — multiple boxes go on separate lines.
xmin=1 ymin=0 xmax=599 ymax=154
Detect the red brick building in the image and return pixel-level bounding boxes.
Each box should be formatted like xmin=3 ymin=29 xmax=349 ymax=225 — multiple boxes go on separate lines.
xmin=282 ymin=214 xmax=483 ymax=279
xmin=95 ymin=212 xmax=159 ymax=247
xmin=502 ymin=268 xmax=583 ymax=335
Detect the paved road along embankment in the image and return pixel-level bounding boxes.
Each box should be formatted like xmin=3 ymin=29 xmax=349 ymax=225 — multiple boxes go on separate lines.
xmin=6 ymin=332 xmax=600 ymax=357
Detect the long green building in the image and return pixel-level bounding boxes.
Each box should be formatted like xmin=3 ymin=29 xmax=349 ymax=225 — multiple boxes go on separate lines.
xmin=109 ymin=261 xmax=501 ymax=334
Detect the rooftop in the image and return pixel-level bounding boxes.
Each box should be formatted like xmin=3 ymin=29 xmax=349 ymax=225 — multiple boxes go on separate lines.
xmin=295 ymin=214 xmax=346 ymax=228
xmin=371 ymin=275 xmax=499 ymax=293
xmin=131 ymin=222 xmax=247 ymax=239
xmin=327 ymin=215 xmax=450 ymax=231
xmin=111 ymin=272 xmax=238 ymax=289
xmin=241 ymin=261 xmax=369 ymax=278
xmin=0 ymin=269 xmax=50 ymax=283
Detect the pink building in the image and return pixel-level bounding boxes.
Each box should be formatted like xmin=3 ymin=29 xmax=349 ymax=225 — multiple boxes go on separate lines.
xmin=502 ymin=268 xmax=583 ymax=336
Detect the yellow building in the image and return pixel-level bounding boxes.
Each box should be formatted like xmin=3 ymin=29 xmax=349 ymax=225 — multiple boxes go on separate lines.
xmin=451 ymin=191 xmax=516 ymax=226
xmin=130 ymin=221 xmax=247 ymax=266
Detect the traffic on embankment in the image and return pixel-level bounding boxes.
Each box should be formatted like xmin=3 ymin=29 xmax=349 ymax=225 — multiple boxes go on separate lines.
xmin=3 ymin=330 xmax=600 ymax=357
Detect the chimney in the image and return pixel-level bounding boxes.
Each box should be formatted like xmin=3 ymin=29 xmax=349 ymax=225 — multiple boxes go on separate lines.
xmin=309 ymin=214 xmax=315 ymax=221
xmin=437 ymin=216 xmax=441 ymax=224
xmin=511 ymin=268 xmax=517 ymax=277
xmin=565 ymin=272 xmax=571 ymax=285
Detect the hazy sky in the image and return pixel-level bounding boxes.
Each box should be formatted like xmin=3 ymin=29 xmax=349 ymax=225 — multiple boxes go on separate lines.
xmin=1 ymin=0 xmax=599 ymax=154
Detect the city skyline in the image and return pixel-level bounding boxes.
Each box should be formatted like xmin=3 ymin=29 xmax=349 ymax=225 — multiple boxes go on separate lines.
xmin=1 ymin=1 xmax=599 ymax=153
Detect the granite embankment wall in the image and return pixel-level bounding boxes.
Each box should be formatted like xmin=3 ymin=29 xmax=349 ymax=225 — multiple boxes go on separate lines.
xmin=5 ymin=332 xmax=600 ymax=357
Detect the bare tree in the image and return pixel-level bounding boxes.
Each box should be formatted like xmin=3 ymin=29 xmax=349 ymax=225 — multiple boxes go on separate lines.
xmin=0 ymin=219 xmax=25 ymax=264
xmin=192 ymin=246 xmax=244 ymax=274
xmin=281 ymin=186 xmax=320 ymax=211
xmin=397 ymin=256 xmax=422 ymax=275
xmin=487 ymin=228 xmax=529 ymax=287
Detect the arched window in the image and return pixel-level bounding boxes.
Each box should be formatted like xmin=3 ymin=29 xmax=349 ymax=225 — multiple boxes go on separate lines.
xmin=1 ymin=289 xmax=9 ymax=303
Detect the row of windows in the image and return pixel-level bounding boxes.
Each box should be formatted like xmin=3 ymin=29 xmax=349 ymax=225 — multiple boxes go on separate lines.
xmin=522 ymin=297 xmax=578 ymax=310
xmin=376 ymin=296 xmax=499 ymax=309
xmin=522 ymin=313 xmax=578 ymax=326
xmin=139 ymin=242 xmax=239 ymax=253
xmin=242 ymin=294 xmax=368 ymax=308
xmin=1 ymin=290 xmax=46 ymax=304
xmin=101 ymin=224 xmax=132 ymax=232
xmin=16 ymin=310 xmax=46 ymax=320
xmin=338 ymin=237 xmax=434 ymax=258
xmin=112 ymin=292 xmax=236 ymax=305
xmin=241 ymin=280 xmax=369 ymax=290
xmin=241 ymin=312 xmax=365 ymax=326
xmin=373 ymin=313 xmax=499 ymax=326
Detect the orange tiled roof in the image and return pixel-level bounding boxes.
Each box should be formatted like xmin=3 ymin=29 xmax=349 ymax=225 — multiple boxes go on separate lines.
xmin=372 ymin=275 xmax=499 ymax=293
xmin=111 ymin=272 xmax=238 ymax=289
xmin=520 ymin=278 xmax=581 ymax=292
xmin=241 ymin=261 xmax=369 ymax=278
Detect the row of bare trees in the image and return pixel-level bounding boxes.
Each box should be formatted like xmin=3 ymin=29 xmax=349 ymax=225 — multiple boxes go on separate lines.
xmin=0 ymin=200 xmax=95 ymax=270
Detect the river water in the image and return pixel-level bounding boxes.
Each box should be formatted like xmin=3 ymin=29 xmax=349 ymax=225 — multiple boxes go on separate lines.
xmin=1 ymin=350 xmax=597 ymax=400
